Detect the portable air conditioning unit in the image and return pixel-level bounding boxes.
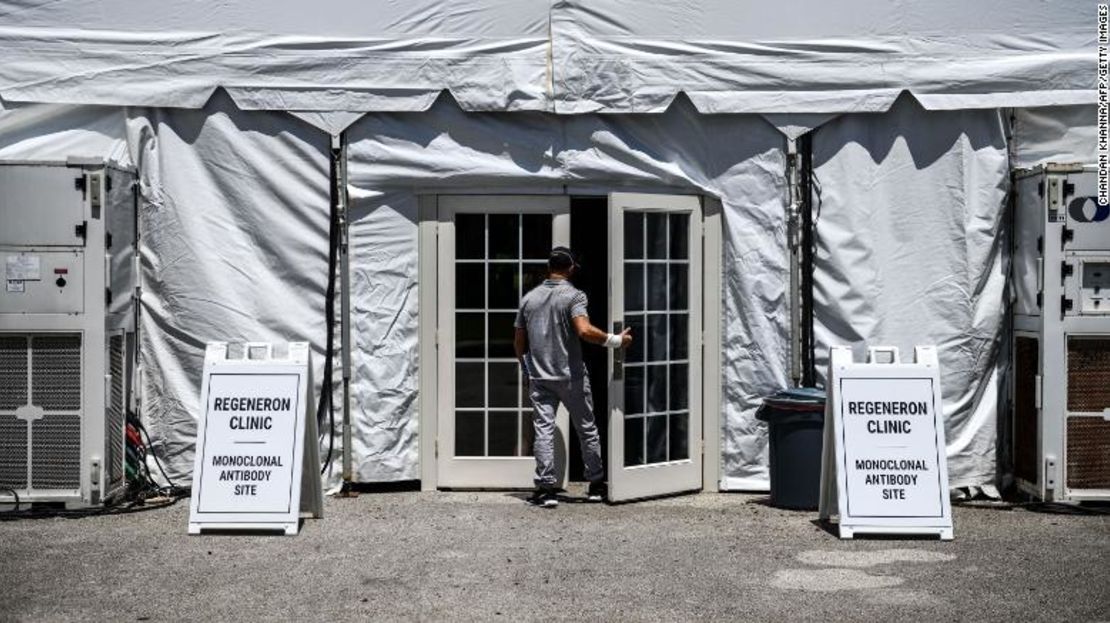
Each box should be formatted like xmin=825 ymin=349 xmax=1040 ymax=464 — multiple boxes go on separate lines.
xmin=1010 ymin=163 xmax=1110 ymax=502
xmin=0 ymin=159 xmax=138 ymax=508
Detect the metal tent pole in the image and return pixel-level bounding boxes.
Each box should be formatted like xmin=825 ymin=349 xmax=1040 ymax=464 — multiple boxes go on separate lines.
xmin=786 ymin=138 xmax=803 ymax=387
xmin=334 ymin=132 xmax=356 ymax=493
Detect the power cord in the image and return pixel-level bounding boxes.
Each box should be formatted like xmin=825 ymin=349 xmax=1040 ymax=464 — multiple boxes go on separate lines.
xmin=317 ymin=143 xmax=341 ymax=476
xmin=953 ymin=498 xmax=1110 ymax=516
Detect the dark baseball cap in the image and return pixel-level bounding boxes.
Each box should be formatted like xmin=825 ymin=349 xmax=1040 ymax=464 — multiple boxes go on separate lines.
xmin=548 ymin=246 xmax=580 ymax=270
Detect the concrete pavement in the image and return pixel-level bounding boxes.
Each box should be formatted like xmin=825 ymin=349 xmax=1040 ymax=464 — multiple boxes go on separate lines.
xmin=1 ymin=488 xmax=1107 ymax=621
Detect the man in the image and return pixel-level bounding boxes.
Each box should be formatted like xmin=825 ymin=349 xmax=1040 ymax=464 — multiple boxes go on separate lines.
xmin=513 ymin=246 xmax=632 ymax=508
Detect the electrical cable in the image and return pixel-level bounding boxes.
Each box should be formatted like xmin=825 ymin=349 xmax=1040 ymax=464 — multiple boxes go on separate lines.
xmin=0 ymin=494 xmax=183 ymax=522
xmin=317 ymin=143 xmax=341 ymax=475
xmin=952 ymin=498 xmax=1110 ymax=516
xmin=129 ymin=412 xmax=180 ymax=493
xmin=0 ymin=411 xmax=188 ymax=521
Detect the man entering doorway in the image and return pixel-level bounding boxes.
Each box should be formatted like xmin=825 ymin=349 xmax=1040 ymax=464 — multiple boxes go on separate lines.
xmin=514 ymin=246 xmax=632 ymax=508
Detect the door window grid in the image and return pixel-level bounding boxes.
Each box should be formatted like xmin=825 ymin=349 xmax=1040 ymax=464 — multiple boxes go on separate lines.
xmin=455 ymin=212 xmax=551 ymax=457
xmin=624 ymin=211 xmax=691 ymax=466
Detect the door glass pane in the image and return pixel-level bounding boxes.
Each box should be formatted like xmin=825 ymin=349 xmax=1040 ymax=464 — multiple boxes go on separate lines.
xmin=456 ymin=264 xmax=484 ymax=309
xmin=669 ymin=265 xmax=688 ymax=311
xmin=487 ymin=313 xmax=516 ymax=358
xmin=489 ymin=214 xmax=519 ymax=259
xmin=669 ymin=315 xmax=688 ymax=361
xmin=625 ymin=417 xmax=644 ymax=466
xmin=625 ymin=264 xmax=644 ymax=312
xmin=456 ymin=214 xmax=485 ymax=259
xmin=625 ymin=365 xmax=645 ymax=416
xmin=669 ymin=412 xmax=689 ymax=461
xmin=669 ymin=364 xmax=688 ymax=411
xmin=624 ymin=212 xmax=644 ymax=259
xmin=646 ymin=213 xmax=667 ymax=259
xmin=625 ymin=314 xmax=645 ymax=363
xmin=456 ymin=362 xmax=484 ymax=408
xmin=456 ymin=412 xmax=485 ymax=456
xmin=646 ymin=364 xmax=667 ymax=413
xmin=456 ymin=313 xmax=484 ymax=358
xmin=488 ymin=362 xmax=518 ymax=407
xmin=647 ymin=264 xmax=667 ymax=310
xmin=646 ymin=415 xmax=667 ymax=463
xmin=488 ymin=264 xmax=519 ymax=309
xmin=646 ymin=314 xmax=667 ymax=362
xmin=621 ymin=208 xmax=694 ymax=467
xmin=488 ymin=411 xmax=519 ymax=456
xmin=669 ymin=213 xmax=689 ymax=260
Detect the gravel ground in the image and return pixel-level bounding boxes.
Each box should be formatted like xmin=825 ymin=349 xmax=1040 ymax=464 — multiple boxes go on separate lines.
xmin=1 ymin=488 xmax=1107 ymax=622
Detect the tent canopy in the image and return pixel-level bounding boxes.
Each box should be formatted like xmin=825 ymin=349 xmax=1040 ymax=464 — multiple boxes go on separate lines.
xmin=0 ymin=0 xmax=1094 ymax=114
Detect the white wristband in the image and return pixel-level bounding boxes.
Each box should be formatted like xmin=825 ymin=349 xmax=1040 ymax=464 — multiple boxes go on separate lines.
xmin=604 ymin=333 xmax=623 ymax=348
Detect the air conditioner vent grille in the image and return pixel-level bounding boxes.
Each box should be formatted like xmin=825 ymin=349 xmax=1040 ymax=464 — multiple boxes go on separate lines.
xmin=0 ymin=335 xmax=27 ymax=410
xmin=1014 ymin=336 xmax=1039 ymax=484
xmin=1068 ymin=338 xmax=1110 ymax=412
xmin=30 ymin=334 xmax=81 ymax=411
xmin=107 ymin=334 xmax=125 ymax=486
xmin=1066 ymin=418 xmax=1110 ymax=490
xmin=31 ymin=412 xmax=81 ymax=489
xmin=0 ymin=415 xmax=27 ymax=489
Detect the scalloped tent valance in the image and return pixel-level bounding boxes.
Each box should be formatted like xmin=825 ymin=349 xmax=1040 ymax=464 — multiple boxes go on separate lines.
xmin=0 ymin=0 xmax=1095 ymax=114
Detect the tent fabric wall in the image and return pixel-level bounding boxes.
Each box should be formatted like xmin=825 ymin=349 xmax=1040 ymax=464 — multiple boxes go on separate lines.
xmin=1011 ymin=105 xmax=1098 ymax=168
xmin=0 ymin=1 xmax=1093 ymax=114
xmin=811 ymin=96 xmax=1010 ymax=488
xmin=341 ymin=190 xmax=421 ymax=482
xmin=126 ymin=94 xmax=333 ymax=482
xmin=345 ymin=97 xmax=789 ymax=486
xmin=0 ymin=95 xmax=1024 ymax=491
xmin=0 ymin=94 xmax=1040 ymax=492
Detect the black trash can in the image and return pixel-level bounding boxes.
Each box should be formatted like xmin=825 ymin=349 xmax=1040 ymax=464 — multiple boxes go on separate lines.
xmin=756 ymin=387 xmax=827 ymax=510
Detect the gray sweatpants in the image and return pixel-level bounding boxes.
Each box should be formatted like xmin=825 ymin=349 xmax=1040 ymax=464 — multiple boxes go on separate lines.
xmin=529 ymin=376 xmax=604 ymax=487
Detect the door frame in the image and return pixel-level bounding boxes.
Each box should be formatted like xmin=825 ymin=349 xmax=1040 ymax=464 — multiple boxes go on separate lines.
xmin=416 ymin=191 xmax=722 ymax=493
xmin=423 ymin=194 xmax=571 ymax=489
xmin=607 ymin=193 xmax=703 ymax=501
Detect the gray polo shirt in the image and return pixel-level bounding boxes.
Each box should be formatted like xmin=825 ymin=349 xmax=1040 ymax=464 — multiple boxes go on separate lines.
xmin=514 ymin=279 xmax=589 ymax=380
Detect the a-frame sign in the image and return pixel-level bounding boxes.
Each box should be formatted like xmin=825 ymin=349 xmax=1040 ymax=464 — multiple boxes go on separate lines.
xmin=818 ymin=346 xmax=953 ymax=540
xmin=188 ymin=342 xmax=323 ymax=535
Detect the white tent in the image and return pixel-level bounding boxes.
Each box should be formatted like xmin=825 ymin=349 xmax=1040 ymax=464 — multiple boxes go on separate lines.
xmin=0 ymin=1 xmax=1097 ymax=491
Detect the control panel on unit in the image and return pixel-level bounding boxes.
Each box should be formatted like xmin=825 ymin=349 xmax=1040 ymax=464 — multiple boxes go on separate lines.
xmin=1077 ymin=261 xmax=1110 ymax=314
xmin=0 ymin=165 xmax=90 ymax=315
xmin=1059 ymin=170 xmax=1109 ymax=317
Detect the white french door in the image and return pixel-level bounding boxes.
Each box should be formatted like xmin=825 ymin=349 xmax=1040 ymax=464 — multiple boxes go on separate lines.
xmin=436 ymin=196 xmax=571 ymax=488
xmin=607 ymin=193 xmax=703 ymax=502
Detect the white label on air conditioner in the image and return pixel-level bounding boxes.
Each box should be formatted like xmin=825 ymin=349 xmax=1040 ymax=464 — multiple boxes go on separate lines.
xmin=6 ymin=280 xmax=25 ymax=293
xmin=5 ymin=255 xmax=41 ymax=281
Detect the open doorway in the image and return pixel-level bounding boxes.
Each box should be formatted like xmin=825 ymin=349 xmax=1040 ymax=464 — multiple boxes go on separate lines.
xmin=569 ymin=196 xmax=610 ymax=483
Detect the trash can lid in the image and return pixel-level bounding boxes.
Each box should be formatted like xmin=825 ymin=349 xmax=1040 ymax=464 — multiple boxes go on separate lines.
xmin=756 ymin=387 xmax=826 ymax=422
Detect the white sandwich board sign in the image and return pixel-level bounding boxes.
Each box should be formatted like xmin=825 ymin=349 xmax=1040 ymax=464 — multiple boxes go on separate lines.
xmin=188 ymin=342 xmax=323 ymax=535
xmin=818 ymin=346 xmax=953 ymax=540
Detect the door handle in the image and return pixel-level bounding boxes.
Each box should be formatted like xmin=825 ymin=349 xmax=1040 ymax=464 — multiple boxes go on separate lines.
xmin=612 ymin=320 xmax=623 ymax=381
